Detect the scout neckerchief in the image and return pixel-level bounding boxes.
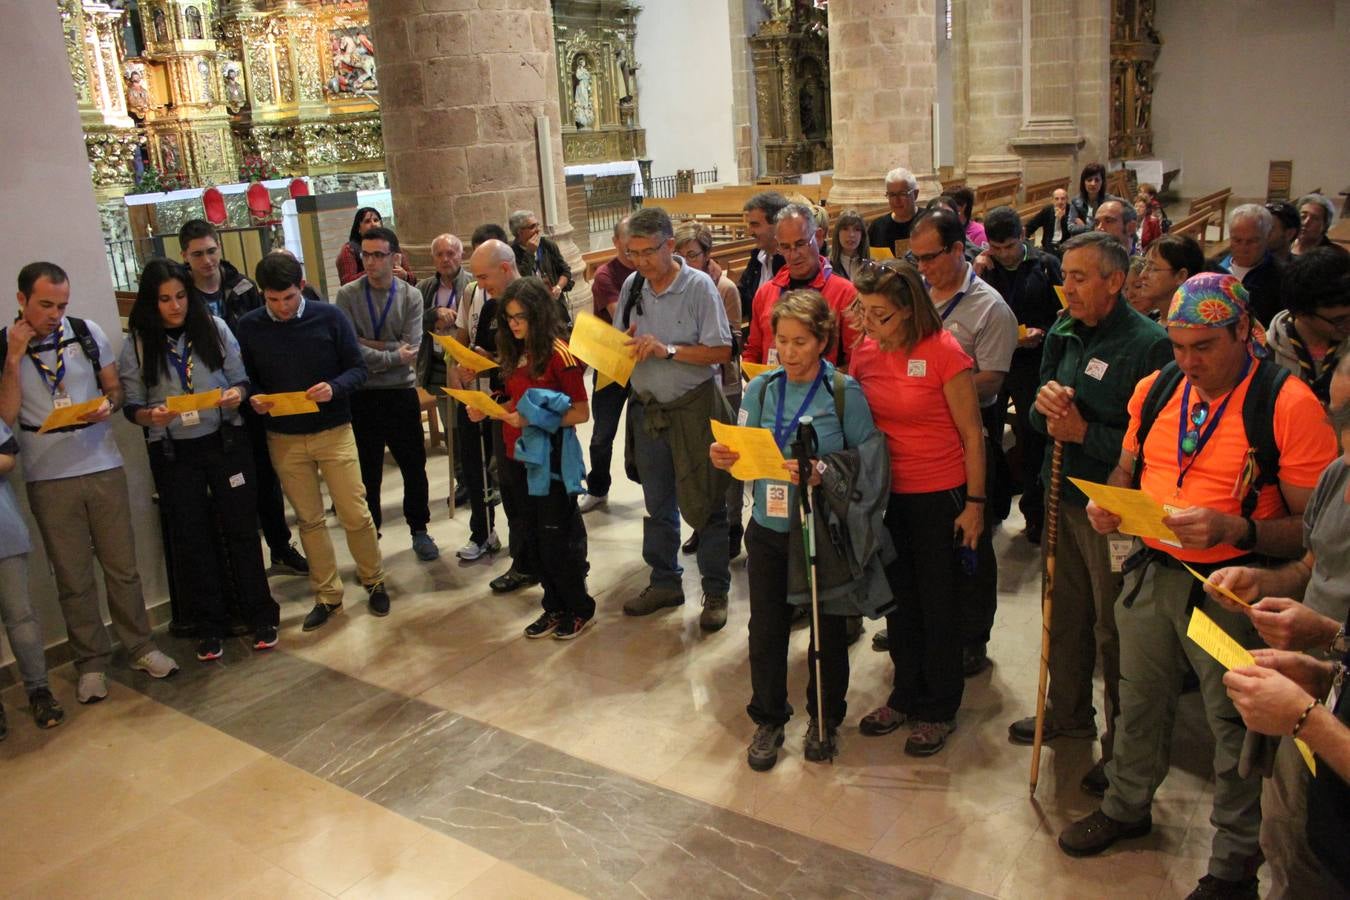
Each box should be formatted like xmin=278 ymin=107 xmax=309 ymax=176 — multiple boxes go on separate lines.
xmin=27 ymin=321 xmax=67 ymax=397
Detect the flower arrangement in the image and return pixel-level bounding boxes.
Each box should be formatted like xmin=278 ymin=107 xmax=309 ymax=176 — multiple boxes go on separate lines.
xmin=134 ymin=165 xmax=184 ymax=193
xmin=238 ymin=154 xmax=280 ymax=183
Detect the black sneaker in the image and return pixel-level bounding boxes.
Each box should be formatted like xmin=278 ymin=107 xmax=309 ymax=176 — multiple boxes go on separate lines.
xmin=553 ymin=614 xmax=593 ymax=640
xmin=1185 ymin=874 xmax=1259 ymax=900
xmin=302 ymin=602 xmax=342 ymax=632
xmin=490 ymin=568 xmax=539 ymax=594
xmin=747 ymin=723 xmax=785 ymax=771
xmin=253 ymin=625 xmax=279 ymax=651
xmin=196 ymin=638 xmax=224 ymax=661
xmin=524 ymin=611 xmax=564 ymax=639
xmin=962 ymin=645 xmax=991 ymax=677
xmin=803 ymin=718 xmax=838 ymax=763
xmin=270 ymin=542 xmax=309 ymax=575
xmin=29 ymin=688 xmax=64 ymax=729
xmin=681 ymin=532 xmax=699 ymax=555
xmin=366 ymin=582 xmax=391 ymax=617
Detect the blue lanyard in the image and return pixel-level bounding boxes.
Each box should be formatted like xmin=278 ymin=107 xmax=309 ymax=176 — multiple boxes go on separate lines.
xmin=27 ymin=321 xmax=66 ymax=395
xmin=364 ymin=279 xmax=397 ymax=339
xmin=535 ymin=243 xmax=545 ymax=273
xmin=439 ymin=280 xmax=458 ymax=310
xmin=1175 ymin=355 xmax=1252 ymax=487
xmin=938 ymin=267 xmax=977 ymax=321
xmin=773 ymin=366 xmax=826 ymax=448
xmin=165 ymin=335 xmax=193 ymax=392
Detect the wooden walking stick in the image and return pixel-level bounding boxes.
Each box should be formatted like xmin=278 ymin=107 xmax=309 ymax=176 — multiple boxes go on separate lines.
xmin=1030 ymin=439 xmax=1065 ymax=796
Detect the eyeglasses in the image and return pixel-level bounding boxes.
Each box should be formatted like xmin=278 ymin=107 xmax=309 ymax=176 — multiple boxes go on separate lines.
xmin=360 ymin=250 xmax=391 ymax=260
xmin=860 ymin=307 xmax=898 ymax=326
xmin=628 ymin=246 xmax=666 ymax=262
xmin=886 ymin=189 xmax=919 ymax=200
xmin=1181 ymin=400 xmax=1210 ymax=455
xmin=777 ymin=238 xmax=816 ymax=254
xmin=1309 ymin=310 xmax=1350 ymax=331
xmin=912 ymin=244 xmax=954 ymax=265
xmin=1140 ymin=262 xmax=1175 ymax=277
xmin=678 ymin=247 xmax=706 ymax=261
xmin=505 ymin=312 xmax=529 ymax=324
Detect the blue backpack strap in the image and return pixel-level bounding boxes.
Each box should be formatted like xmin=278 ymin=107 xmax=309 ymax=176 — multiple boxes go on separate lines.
xmin=1131 ymin=361 xmax=1184 ymax=488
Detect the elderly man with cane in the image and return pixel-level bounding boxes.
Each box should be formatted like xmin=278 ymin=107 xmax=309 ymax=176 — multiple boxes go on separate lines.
xmin=1010 ymin=232 xmax=1171 ymax=795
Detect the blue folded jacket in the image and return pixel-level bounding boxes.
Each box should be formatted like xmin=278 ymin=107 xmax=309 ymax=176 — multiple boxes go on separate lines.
xmin=513 ymin=388 xmax=587 ymax=496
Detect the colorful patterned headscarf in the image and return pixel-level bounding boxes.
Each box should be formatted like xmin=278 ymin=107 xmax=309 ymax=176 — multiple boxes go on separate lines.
xmin=1166 ymin=273 xmax=1248 ymax=329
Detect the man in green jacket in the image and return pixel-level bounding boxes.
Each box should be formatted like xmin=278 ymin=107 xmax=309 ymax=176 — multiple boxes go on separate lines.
xmin=1006 ymin=232 xmax=1171 ymax=794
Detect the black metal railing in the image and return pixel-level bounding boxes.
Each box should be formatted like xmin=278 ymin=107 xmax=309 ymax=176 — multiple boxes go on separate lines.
xmin=646 ymin=167 xmax=719 ymax=199
xmin=105 ymin=236 xmax=167 ymax=292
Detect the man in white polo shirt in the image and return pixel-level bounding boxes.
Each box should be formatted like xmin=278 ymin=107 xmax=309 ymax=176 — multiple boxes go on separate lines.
xmin=0 ymin=262 xmax=178 ymax=704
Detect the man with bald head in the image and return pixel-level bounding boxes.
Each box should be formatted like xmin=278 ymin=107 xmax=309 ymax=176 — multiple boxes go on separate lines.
xmin=1092 ymin=200 xmax=1132 ymax=250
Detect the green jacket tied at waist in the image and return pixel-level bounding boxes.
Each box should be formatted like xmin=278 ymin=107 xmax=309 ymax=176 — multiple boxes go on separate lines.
xmin=624 ymin=378 xmax=732 ymax=530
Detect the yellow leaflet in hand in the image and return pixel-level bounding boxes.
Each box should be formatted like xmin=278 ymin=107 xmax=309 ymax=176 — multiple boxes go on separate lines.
xmin=868 ymin=246 xmax=895 ymax=260
xmin=1295 ymin=738 xmax=1316 ymax=776
xmin=741 ymin=360 xmax=778 ymax=381
xmin=165 ymin=388 xmax=222 ymax=413
xmin=429 ymin=333 xmax=497 ymax=373
xmin=567 ymin=313 xmax=636 ymax=387
xmin=254 ymin=392 xmax=318 ymax=416
xmin=710 ymin=419 xmax=788 ymax=482
xmin=442 ymin=388 xmax=509 ymax=420
xmin=1055 ymin=285 xmax=1068 ymax=309
xmin=1018 ymin=324 xmax=1029 ymax=340
xmin=37 ymin=396 xmax=106 ymax=433
xmin=1068 ymin=478 xmax=1180 ymax=544
xmin=1182 ymin=562 xmax=1251 ymax=607
xmin=1186 ymin=606 xmax=1255 ymax=671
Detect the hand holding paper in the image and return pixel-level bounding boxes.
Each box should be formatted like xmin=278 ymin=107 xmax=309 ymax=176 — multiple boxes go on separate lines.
xmin=1069 ymin=478 xmax=1180 ymax=544
xmin=165 ymin=388 xmax=223 ymax=414
xmin=710 ymin=420 xmax=787 ymax=482
xmin=253 ymin=392 xmax=319 ymax=416
xmin=567 ymin=313 xmax=636 ymax=387
xmin=443 ymin=388 xmax=509 ymax=420
xmin=429 ymin=333 xmax=497 ymax=374
xmin=38 ymin=397 xmax=107 ymax=433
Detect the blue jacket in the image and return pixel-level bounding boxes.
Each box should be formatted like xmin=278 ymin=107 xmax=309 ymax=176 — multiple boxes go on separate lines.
xmin=513 ymin=388 xmax=586 ymax=496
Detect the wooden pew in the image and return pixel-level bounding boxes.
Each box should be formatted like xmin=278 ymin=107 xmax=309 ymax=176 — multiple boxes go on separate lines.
xmin=1024 ymin=177 xmax=1069 ymax=204
xmin=1167 ymin=208 xmax=1213 ymax=243
xmin=973 ymin=176 xmax=1022 ymax=216
xmin=1187 ymin=187 xmax=1233 ymax=242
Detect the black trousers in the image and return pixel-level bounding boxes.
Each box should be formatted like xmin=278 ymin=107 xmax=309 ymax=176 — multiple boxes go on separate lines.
xmin=585 ymin=375 xmax=627 ymax=498
xmin=745 ymin=520 xmax=850 ymax=728
xmin=493 ymin=419 xmax=532 ymax=575
xmin=148 ymin=426 xmax=279 ymax=637
xmin=1004 ymin=358 xmax=1046 ymax=529
xmin=350 ymin=387 xmax=430 ymax=534
xmin=456 ymin=403 xmax=497 ymax=545
xmin=499 ymin=454 xmax=593 ymax=618
xmin=245 ymin=409 xmax=291 ymax=554
xmin=883 ymin=489 xmax=964 ymax=722
xmin=956 ymin=405 xmax=1003 ymax=651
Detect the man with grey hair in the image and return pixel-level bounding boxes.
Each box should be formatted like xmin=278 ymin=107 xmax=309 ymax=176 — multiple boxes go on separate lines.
xmin=737 ymin=191 xmax=789 ymax=327
xmin=508 ymin=208 xmax=572 ymax=323
xmin=417 ymin=233 xmax=471 ymax=509
xmin=618 ymin=207 xmax=736 ymax=631
xmin=868 ymin=166 xmax=920 ymax=253
xmin=1210 ymin=204 xmax=1283 ymax=327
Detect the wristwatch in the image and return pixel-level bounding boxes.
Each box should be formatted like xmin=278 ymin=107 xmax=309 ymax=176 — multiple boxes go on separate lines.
xmin=1234 ymin=517 xmax=1257 ymax=551
xmin=665 ymin=343 xmax=677 ymax=360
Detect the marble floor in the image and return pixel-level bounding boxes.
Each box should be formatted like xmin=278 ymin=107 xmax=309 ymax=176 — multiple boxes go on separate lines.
xmin=0 ymin=416 xmax=1230 ymax=898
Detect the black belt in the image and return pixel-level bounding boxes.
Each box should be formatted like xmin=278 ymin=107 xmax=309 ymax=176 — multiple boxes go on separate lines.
xmin=19 ymin=422 xmax=91 ymax=435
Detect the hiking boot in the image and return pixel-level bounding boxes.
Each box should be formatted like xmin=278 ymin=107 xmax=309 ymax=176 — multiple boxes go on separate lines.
xmin=747 ymin=723 xmax=785 ymax=772
xmin=131 ymin=650 xmax=179 ymax=679
xmin=411 ymin=531 xmax=440 ymax=561
xmin=366 ymin=582 xmax=391 ymax=617
xmin=1080 ymin=761 xmax=1109 ymax=797
xmin=623 ymin=584 xmax=685 ymax=616
xmin=872 ymin=628 xmax=889 ymax=651
xmin=553 ymin=614 xmax=593 ymax=641
xmin=681 ymin=532 xmax=700 ymax=555
xmin=490 ymin=568 xmax=538 ymax=594
xmin=302 ymin=602 xmax=342 ymax=632
xmin=252 ymin=625 xmax=279 ymax=651
xmin=77 ymin=672 xmax=108 ymax=704
xmin=196 ymin=638 xmax=224 ymax=662
xmin=578 ymin=493 xmax=608 ymax=513
xmin=859 ymin=705 xmax=906 ymax=736
xmin=699 ymin=594 xmax=728 ymax=631
xmin=524 ymin=611 xmax=564 ymax=639
xmin=270 ymin=542 xmax=309 ymax=575
xmin=905 ymin=719 xmax=955 ymax=756
xmin=28 ymin=688 xmax=64 ymax=729
xmin=803 ymin=718 xmax=838 ymax=763
xmin=962 ymin=645 xmax=992 ymax=677
xmin=1058 ymin=809 xmax=1152 ymax=857
xmin=1008 ymin=715 xmax=1097 ymax=745
xmin=1184 ymin=874 xmax=1259 ymax=900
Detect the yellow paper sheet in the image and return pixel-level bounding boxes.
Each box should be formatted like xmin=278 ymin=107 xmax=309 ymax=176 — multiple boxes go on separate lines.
xmin=254 ymin=392 xmax=318 ymax=417
xmin=868 ymin=246 xmax=895 ymax=260
xmin=37 ymin=396 xmax=106 ymax=433
xmin=442 ymin=388 xmax=509 ymax=420
xmin=1182 ymin=562 xmax=1251 ymax=607
xmin=1295 ymin=737 xmax=1317 ymax=776
xmin=1068 ymin=478 xmax=1180 ymax=544
xmin=567 ymin=313 xmax=636 ymax=387
xmin=710 ymin=420 xmax=789 ymax=482
xmin=1018 ymin=323 xmax=1029 ymax=341
xmin=429 ymin=333 xmax=497 ymax=374
xmin=164 ymin=388 xmax=222 ymax=413
xmin=741 ymin=360 xmax=778 ymax=381
xmin=1186 ymin=607 xmax=1255 ymax=671
xmin=1055 ymin=285 xmax=1068 ymax=309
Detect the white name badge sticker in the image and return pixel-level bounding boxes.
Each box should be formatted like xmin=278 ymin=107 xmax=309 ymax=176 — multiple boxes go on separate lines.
xmin=1085 ymin=358 xmax=1110 ymax=380
xmin=229 ymin=472 xmax=246 ymax=488
xmin=907 ymin=359 xmax=927 ymax=378
xmin=766 ymin=482 xmax=789 ymax=519
xmin=766 ymin=349 xmax=780 ymax=365
xmin=52 ymin=395 xmax=73 ymax=409
xmin=179 ymin=409 xmax=201 ymax=427
xmin=737 ymin=406 xmax=749 ymax=426
xmin=1108 ymin=535 xmax=1134 ymax=573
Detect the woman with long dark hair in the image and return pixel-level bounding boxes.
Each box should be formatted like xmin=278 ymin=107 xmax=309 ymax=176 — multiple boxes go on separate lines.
xmin=465 ymin=277 xmax=594 ymax=639
xmin=1068 ymin=162 xmax=1117 ymax=235
xmin=335 ymin=206 xmax=415 ymax=285
xmin=119 ymin=259 xmax=278 ymax=661
xmin=829 ymin=209 xmax=870 ymax=282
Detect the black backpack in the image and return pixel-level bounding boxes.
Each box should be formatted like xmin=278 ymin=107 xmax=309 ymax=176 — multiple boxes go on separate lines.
xmin=1 ymin=316 xmax=102 ymax=372
xmin=1131 ymin=359 xmax=1290 ymax=518
xmin=620 ymin=272 xmax=742 ymax=358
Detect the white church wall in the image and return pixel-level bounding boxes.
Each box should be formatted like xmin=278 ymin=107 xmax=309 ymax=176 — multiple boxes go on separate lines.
xmin=634 ymin=0 xmax=740 ymax=181
xmin=1152 ymin=0 xmax=1350 ymax=200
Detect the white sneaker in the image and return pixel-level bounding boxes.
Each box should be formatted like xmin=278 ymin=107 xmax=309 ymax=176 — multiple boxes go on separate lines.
xmin=131 ymin=650 xmax=180 ymax=679
xmin=77 ymin=672 xmax=109 ymax=704
xmin=578 ymin=493 xmax=608 ymax=514
xmin=456 ymin=529 xmax=499 ymax=561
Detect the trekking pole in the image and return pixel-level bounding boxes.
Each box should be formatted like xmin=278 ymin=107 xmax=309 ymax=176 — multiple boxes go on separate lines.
xmin=1030 ymin=439 xmax=1065 ymax=796
xmin=792 ymin=416 xmax=829 ymax=759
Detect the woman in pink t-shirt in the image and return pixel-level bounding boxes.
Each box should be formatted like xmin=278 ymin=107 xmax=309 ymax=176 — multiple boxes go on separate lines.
xmin=847 ymin=261 xmax=986 ymax=756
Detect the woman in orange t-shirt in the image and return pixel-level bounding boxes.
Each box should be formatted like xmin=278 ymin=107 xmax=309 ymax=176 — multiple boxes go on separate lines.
xmin=848 ymin=261 xmax=987 ymax=756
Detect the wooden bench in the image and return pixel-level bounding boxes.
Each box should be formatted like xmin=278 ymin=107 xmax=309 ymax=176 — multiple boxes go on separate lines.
xmin=1187 ymin=187 xmax=1233 ymax=242
xmin=1167 ymin=208 xmax=1213 ymax=243
xmin=1024 ymin=177 xmax=1069 ymax=204
xmin=973 ymin=176 xmax=1022 ymax=216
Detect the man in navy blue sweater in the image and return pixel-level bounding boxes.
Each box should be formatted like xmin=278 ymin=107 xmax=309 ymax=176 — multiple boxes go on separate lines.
xmin=239 ymin=253 xmax=390 ymax=631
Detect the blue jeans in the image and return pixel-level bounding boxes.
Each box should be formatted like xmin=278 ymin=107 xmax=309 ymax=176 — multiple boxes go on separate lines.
xmin=0 ymin=554 xmax=50 ymax=692
xmin=629 ymin=400 xmax=730 ymax=596
xmin=586 ymin=374 xmax=628 ymax=498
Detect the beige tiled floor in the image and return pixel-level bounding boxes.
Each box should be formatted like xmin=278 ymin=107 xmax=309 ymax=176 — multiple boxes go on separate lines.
xmin=1 ymin=424 xmax=1229 ymax=898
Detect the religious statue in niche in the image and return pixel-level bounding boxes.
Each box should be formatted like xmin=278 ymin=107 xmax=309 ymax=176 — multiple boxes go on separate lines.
xmin=197 ymin=58 xmax=214 ymax=102
xmin=185 ymin=6 xmax=204 ymax=41
xmin=572 ymin=56 xmax=596 ymax=129
xmin=615 ymin=44 xmax=638 ymax=103
xmin=327 ymin=26 xmax=378 ymax=96
xmin=1134 ymin=64 xmax=1152 ymax=130
xmin=125 ymin=62 xmax=153 ymax=122
xmin=223 ymin=61 xmax=246 ymax=113
xmin=160 ymin=133 xmax=182 ymax=176
xmin=797 ymin=59 xmax=826 ymax=140
xmin=152 ymin=8 xmax=168 ymax=43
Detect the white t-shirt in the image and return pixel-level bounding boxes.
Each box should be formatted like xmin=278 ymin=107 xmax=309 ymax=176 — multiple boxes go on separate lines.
xmin=12 ymin=316 xmax=123 ymax=482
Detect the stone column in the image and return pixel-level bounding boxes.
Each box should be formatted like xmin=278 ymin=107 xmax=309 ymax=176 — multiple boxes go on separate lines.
xmin=367 ymin=0 xmax=589 ymax=312
xmin=826 ymin=0 xmax=942 ymax=206
xmin=960 ymin=0 xmax=1024 ymax=184
xmin=1009 ymin=0 xmax=1089 ymax=184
